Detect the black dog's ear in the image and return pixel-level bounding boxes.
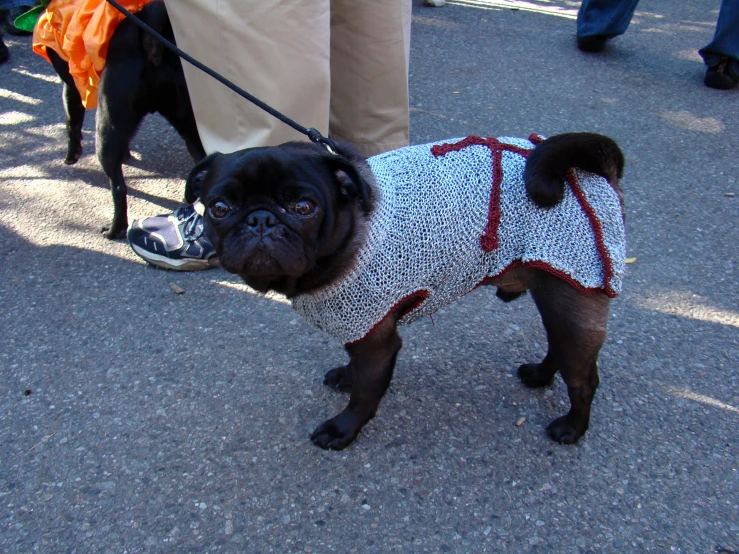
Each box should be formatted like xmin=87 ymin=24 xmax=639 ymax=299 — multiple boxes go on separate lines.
xmin=185 ymin=153 xmax=220 ymax=204
xmin=326 ymin=147 xmax=375 ymax=215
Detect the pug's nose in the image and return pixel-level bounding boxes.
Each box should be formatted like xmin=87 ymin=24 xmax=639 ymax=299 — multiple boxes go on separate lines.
xmin=247 ymin=210 xmax=278 ymax=235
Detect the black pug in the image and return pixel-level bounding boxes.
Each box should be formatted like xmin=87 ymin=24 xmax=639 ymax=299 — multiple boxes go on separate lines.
xmin=46 ymin=1 xmax=205 ymax=239
xmin=185 ymin=132 xmax=626 ymax=450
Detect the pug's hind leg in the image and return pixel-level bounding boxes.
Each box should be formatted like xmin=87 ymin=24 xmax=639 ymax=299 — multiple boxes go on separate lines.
xmin=324 ymin=364 xmax=353 ymax=393
xmin=528 ymin=271 xmax=609 ymax=444
xmin=311 ymin=318 xmax=402 ymax=450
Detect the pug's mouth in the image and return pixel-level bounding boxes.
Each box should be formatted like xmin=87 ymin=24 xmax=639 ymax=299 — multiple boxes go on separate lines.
xmin=240 ymin=250 xmax=284 ymax=276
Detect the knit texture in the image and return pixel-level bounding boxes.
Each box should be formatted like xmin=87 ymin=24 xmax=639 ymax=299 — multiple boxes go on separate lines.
xmin=292 ymin=136 xmax=626 ymax=344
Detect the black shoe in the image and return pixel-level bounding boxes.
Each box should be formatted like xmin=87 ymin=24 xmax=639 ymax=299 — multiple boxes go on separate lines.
xmin=704 ymin=56 xmax=739 ymax=90
xmin=577 ymin=34 xmax=610 ymax=53
xmin=0 ymin=36 xmax=8 ymax=64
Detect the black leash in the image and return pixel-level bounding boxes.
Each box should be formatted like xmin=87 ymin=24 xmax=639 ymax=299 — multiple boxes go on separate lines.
xmin=104 ymin=0 xmax=339 ymax=154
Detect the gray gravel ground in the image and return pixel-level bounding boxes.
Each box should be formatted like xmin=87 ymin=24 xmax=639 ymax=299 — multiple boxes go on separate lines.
xmin=1 ymin=0 xmax=737 ymax=552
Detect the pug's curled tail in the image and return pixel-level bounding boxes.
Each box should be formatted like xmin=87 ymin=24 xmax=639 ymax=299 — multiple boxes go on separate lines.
xmin=523 ymin=132 xmax=624 ymax=208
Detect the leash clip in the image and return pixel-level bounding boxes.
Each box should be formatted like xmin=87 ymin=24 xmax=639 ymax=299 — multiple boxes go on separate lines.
xmin=306 ymin=128 xmax=339 ymax=155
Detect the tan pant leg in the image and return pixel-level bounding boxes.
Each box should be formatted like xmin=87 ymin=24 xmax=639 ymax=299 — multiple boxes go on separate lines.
xmin=329 ymin=0 xmax=412 ymax=157
xmin=164 ymin=0 xmax=330 ymax=154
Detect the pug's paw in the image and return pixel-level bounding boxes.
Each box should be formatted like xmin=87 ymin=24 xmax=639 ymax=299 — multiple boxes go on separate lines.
xmin=323 ymin=364 xmax=353 ymax=392
xmin=64 ymin=145 xmax=82 ymax=165
xmin=101 ymin=224 xmax=127 ymax=240
xmin=517 ymin=362 xmax=556 ymax=388
xmin=546 ymin=415 xmax=586 ymax=445
xmin=310 ymin=408 xmax=367 ymax=450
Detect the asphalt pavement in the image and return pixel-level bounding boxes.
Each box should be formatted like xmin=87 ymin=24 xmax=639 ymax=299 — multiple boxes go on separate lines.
xmin=1 ymin=0 xmax=737 ymax=552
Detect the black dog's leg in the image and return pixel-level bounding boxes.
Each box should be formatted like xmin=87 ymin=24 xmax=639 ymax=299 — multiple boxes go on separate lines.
xmin=527 ymin=271 xmax=609 ymax=444
xmin=311 ymin=317 xmax=402 ymax=450
xmin=95 ymin=107 xmax=143 ymax=239
xmin=47 ymin=50 xmax=85 ymax=165
xmin=95 ymin=69 xmax=144 ymax=240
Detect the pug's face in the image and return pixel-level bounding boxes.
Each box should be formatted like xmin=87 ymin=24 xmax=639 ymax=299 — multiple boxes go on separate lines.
xmin=185 ymin=142 xmax=374 ymax=297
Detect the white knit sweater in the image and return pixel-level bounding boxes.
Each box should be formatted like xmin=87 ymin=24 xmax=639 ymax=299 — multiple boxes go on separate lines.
xmin=292 ymin=136 xmax=626 ymax=344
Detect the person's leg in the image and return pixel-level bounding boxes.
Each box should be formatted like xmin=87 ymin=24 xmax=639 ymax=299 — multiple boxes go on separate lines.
xmin=0 ymin=0 xmax=36 ymax=8
xmin=0 ymin=0 xmax=35 ymax=36
xmin=699 ymin=0 xmax=739 ymax=90
xmin=576 ymin=0 xmax=640 ymax=52
xmin=328 ymin=0 xmax=411 ymax=157
xmin=164 ymin=0 xmax=331 ymax=154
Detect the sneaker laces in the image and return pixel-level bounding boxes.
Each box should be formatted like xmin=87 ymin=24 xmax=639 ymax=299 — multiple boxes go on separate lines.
xmin=174 ymin=206 xmax=205 ymax=241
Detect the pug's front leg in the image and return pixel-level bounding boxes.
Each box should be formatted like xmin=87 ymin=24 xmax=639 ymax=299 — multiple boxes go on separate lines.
xmin=311 ymin=317 xmax=402 ymax=450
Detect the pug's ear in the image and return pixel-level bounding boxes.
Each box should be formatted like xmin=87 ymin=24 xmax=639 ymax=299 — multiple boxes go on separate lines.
xmin=185 ymin=153 xmax=220 ymax=204
xmin=329 ymin=155 xmax=375 ymax=215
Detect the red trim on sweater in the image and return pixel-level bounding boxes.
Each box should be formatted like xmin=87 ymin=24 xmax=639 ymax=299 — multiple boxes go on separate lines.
xmin=345 ymin=289 xmax=429 ymax=346
xmin=479 ymin=259 xmax=616 ymax=297
xmin=528 ymin=133 xmax=545 ymax=145
xmin=431 ymin=136 xmax=532 ymax=252
xmin=431 ymin=135 xmax=617 ymax=296
xmin=564 ymin=169 xmax=617 ymax=297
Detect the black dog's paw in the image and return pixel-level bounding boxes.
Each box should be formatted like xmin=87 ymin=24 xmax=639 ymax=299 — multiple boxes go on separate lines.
xmin=323 ymin=364 xmax=353 ymax=393
xmin=64 ymin=146 xmax=82 ymax=165
xmin=546 ymin=415 xmax=586 ymax=445
xmin=310 ymin=415 xmax=360 ymax=450
xmin=517 ymin=362 xmax=556 ymax=388
xmin=101 ymin=225 xmax=127 ymax=240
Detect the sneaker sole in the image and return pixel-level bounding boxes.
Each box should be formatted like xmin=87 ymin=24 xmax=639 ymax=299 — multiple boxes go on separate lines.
xmin=130 ymin=243 xmax=217 ymax=271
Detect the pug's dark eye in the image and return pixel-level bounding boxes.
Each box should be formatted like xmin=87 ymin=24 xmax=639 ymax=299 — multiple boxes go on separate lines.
xmin=210 ymin=201 xmax=231 ymax=219
xmin=291 ymin=199 xmax=316 ymax=216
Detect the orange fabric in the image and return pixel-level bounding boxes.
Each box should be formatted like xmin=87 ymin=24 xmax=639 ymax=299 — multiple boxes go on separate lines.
xmin=33 ymin=0 xmax=154 ymax=109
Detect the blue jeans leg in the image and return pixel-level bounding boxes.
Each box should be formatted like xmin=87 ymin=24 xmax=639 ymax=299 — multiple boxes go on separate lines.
xmin=699 ymin=0 xmax=739 ymax=66
xmin=0 ymin=0 xmax=36 ymax=9
xmin=577 ymin=0 xmax=641 ymax=38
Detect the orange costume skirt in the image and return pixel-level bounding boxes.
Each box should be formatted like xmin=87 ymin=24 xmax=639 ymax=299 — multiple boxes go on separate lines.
xmin=33 ymin=0 xmax=154 ymax=109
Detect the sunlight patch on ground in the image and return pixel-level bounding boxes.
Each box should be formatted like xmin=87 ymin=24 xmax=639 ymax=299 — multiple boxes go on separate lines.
xmin=0 ymin=164 xmax=52 ymax=179
xmin=633 ymin=291 xmax=739 ymax=328
xmin=412 ymin=14 xmax=463 ymax=28
xmin=666 ymin=387 xmax=739 ymax=414
xmin=11 ymin=67 xmax=62 ymax=84
xmin=214 ymin=279 xmax=291 ymax=306
xmin=0 ymin=111 xmax=36 ymax=125
xmin=659 ymin=110 xmax=724 ymax=133
xmin=643 ymin=23 xmax=713 ymax=34
xmin=22 ymin=123 xmax=67 ymax=137
xmin=0 ymin=171 xmax=178 ymax=260
xmin=447 ymin=0 xmax=577 ymax=19
xmin=0 ymin=88 xmax=43 ymax=106
xmin=674 ymin=48 xmax=704 ymax=63
xmin=0 ymin=177 xmax=118 ymax=247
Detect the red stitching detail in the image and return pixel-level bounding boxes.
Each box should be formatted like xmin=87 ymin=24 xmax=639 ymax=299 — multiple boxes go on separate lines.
xmin=479 ymin=260 xmax=616 ymax=298
xmin=565 ymin=169 xmax=616 ymax=297
xmin=431 ymin=135 xmax=616 ymax=295
xmin=528 ymin=133 xmax=544 ymax=145
xmin=345 ymin=290 xmax=429 ymax=346
xmin=431 ymin=136 xmax=534 ymax=252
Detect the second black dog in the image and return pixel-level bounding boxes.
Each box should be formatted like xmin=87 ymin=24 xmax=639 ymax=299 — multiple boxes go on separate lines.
xmin=46 ymin=1 xmax=205 ymax=239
